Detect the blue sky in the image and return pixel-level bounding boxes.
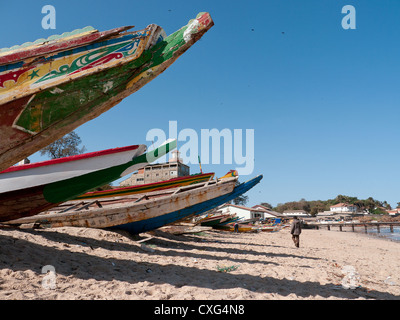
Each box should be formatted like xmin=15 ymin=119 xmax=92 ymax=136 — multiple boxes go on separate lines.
xmin=2 ymin=1 xmax=400 ymax=207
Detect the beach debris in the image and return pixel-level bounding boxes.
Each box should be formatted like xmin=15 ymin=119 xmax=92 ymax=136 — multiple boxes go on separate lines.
xmin=384 ymin=276 xmax=396 ymax=286
xmin=216 ymin=265 xmax=239 ymax=273
xmin=141 ymin=244 xmax=155 ymax=253
xmin=341 ymin=265 xmax=361 ymax=290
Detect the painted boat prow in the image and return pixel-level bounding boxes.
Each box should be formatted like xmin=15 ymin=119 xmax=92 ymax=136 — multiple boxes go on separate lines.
xmin=0 ymin=13 xmax=214 ymax=172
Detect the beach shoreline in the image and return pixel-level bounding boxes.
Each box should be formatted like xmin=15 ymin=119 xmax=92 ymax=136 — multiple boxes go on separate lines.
xmin=0 ymin=225 xmax=399 ymax=300
xmin=311 ymin=223 xmax=400 ymax=244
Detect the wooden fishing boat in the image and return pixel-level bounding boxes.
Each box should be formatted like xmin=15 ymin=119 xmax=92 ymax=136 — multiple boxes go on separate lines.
xmin=6 ymin=176 xmax=238 ymax=229
xmin=260 ymin=225 xmax=280 ymax=232
xmin=235 ymin=224 xmax=258 ymax=233
xmin=114 ymin=175 xmax=262 ymax=234
xmin=219 ymin=170 xmax=238 ymax=179
xmin=0 ymin=139 xmax=176 ymax=222
xmin=74 ymin=171 xmax=215 ymax=200
xmin=7 ymin=175 xmax=263 ymax=235
xmin=213 ymin=215 xmax=240 ymax=226
xmin=199 ymin=214 xmax=235 ymax=226
xmin=0 ymin=12 xmax=213 ymax=172
xmin=215 ymin=222 xmax=258 ymax=233
xmin=159 ymin=225 xmax=212 ymax=235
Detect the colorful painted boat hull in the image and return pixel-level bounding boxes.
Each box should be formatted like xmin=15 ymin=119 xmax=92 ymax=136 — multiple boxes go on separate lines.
xmin=0 ymin=13 xmax=214 ymax=172
xmin=200 ymin=214 xmax=233 ymax=226
xmin=75 ymin=172 xmax=215 ymax=200
xmin=0 ymin=139 xmax=176 ymax=222
xmin=214 ymin=223 xmax=256 ymax=233
xmin=211 ymin=216 xmax=240 ymax=227
xmin=6 ymin=176 xmax=238 ymax=230
xmin=261 ymin=226 xmax=279 ymax=232
xmin=115 ymin=175 xmax=263 ymax=234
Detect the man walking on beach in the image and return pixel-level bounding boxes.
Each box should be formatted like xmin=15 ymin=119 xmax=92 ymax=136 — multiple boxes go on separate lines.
xmin=234 ymin=222 xmax=239 ymax=233
xmin=290 ymin=216 xmax=302 ymax=248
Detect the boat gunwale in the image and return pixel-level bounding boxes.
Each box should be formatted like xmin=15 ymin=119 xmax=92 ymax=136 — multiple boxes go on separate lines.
xmin=68 ymin=176 xmax=237 ymax=209
xmin=78 ymin=172 xmax=215 ymax=198
xmin=0 ymin=25 xmax=141 ymax=66
xmin=0 ymin=144 xmax=143 ymax=174
xmin=0 ymin=24 xmax=159 ymax=106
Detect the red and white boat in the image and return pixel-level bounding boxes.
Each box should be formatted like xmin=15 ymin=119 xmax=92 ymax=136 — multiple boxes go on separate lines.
xmin=0 ymin=139 xmax=176 ymax=222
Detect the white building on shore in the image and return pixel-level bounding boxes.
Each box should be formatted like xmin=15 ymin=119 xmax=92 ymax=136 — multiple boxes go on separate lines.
xmin=387 ymin=209 xmax=400 ymax=216
xmin=219 ymin=204 xmax=283 ymax=221
xmin=330 ymin=203 xmax=358 ymax=213
xmin=282 ymin=210 xmax=311 ymax=218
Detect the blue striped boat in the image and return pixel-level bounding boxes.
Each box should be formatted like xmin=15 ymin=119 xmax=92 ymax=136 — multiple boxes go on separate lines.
xmin=113 ymin=175 xmax=263 ymax=234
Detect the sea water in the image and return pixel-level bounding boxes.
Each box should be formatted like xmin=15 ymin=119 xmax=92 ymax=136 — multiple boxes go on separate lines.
xmin=358 ymin=226 xmax=400 ymax=243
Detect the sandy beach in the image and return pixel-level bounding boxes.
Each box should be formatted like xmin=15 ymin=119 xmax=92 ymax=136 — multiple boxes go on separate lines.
xmin=0 ymin=225 xmax=399 ymax=300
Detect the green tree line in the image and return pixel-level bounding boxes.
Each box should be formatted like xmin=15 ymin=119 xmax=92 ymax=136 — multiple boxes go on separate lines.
xmin=261 ymin=195 xmax=395 ymax=216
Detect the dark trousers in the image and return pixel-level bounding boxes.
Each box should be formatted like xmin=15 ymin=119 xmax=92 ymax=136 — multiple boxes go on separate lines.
xmin=292 ymin=235 xmax=300 ymax=248
xmin=234 ymin=224 xmax=239 ymax=233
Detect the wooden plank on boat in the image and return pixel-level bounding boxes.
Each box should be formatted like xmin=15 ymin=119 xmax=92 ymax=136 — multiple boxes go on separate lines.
xmin=0 ymin=26 xmax=135 ymax=66
xmin=160 ymin=225 xmax=212 ymax=235
xmin=75 ymin=172 xmax=215 ymax=200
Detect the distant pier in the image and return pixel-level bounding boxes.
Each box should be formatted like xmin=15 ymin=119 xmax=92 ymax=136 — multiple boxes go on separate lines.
xmin=310 ymin=221 xmax=400 ymax=234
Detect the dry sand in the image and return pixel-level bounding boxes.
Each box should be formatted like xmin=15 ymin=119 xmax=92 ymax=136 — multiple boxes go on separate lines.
xmin=0 ymin=225 xmax=399 ymax=300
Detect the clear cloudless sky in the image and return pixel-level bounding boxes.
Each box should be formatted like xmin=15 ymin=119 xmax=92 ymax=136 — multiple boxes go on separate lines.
xmin=2 ymin=1 xmax=400 ymax=207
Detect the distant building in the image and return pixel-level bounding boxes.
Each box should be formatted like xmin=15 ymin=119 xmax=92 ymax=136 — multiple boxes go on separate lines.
xmin=251 ymin=205 xmax=285 ymax=219
xmin=219 ymin=204 xmax=284 ymax=221
xmin=17 ymin=158 xmax=30 ymax=165
xmin=119 ymin=150 xmax=190 ymax=186
xmin=330 ymin=203 xmax=358 ymax=213
xmin=316 ymin=211 xmax=353 ymax=221
xmin=317 ymin=211 xmax=334 ymax=217
xmin=219 ymin=204 xmax=282 ymax=221
xmin=282 ymin=210 xmax=311 ymax=217
xmin=387 ymin=209 xmax=400 ymax=216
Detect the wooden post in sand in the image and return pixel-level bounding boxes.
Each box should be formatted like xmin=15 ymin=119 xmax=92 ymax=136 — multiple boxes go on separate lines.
xmin=376 ymin=224 xmax=380 ymax=233
xmin=351 ymin=224 xmax=355 ymax=232
xmin=339 ymin=225 xmax=342 ymax=232
xmin=364 ymin=224 xmax=368 ymax=233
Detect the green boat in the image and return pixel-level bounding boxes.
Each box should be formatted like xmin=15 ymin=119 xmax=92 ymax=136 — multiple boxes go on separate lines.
xmin=200 ymin=214 xmax=235 ymax=227
xmin=0 ymin=13 xmax=214 ymax=172
xmin=0 ymin=139 xmax=176 ymax=222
